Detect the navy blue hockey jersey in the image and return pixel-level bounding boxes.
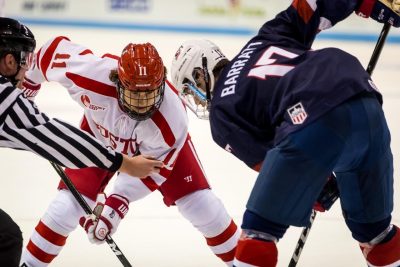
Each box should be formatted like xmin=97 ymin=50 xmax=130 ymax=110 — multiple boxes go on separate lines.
xmin=210 ymin=0 xmax=382 ymax=169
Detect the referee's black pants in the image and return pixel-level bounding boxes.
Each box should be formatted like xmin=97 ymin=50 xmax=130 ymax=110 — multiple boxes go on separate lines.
xmin=0 ymin=209 xmax=22 ymax=267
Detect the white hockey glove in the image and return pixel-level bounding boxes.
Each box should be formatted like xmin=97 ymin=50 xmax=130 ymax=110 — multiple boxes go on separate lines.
xmin=79 ymin=194 xmax=129 ymax=244
xmin=356 ymin=0 xmax=400 ymax=27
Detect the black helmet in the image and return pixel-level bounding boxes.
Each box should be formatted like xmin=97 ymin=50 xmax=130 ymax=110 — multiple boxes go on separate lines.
xmin=0 ymin=17 xmax=36 ymax=54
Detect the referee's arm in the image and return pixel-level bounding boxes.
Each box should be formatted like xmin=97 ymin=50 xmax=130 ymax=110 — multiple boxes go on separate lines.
xmin=0 ymin=85 xmax=122 ymax=172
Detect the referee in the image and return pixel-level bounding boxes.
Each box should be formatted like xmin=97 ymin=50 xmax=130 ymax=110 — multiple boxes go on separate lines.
xmin=0 ymin=18 xmax=162 ymax=266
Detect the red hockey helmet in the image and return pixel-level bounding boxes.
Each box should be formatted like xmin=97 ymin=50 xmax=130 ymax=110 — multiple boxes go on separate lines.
xmin=117 ymin=43 xmax=165 ymax=121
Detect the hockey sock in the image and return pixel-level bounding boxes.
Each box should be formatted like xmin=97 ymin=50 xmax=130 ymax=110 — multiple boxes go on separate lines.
xmin=22 ymin=220 xmax=68 ymax=266
xmin=360 ymin=225 xmax=400 ymax=267
xmin=176 ymin=190 xmax=240 ymax=266
xmin=205 ymin=219 xmax=238 ymax=265
xmin=233 ymin=235 xmax=278 ymax=267
xmin=20 ymin=190 xmax=92 ymax=267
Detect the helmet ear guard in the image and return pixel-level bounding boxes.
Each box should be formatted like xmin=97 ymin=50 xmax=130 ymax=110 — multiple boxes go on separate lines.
xmin=170 ymin=39 xmax=227 ymax=119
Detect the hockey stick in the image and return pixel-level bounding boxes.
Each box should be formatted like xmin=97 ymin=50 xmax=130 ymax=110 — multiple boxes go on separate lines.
xmin=288 ymin=210 xmax=317 ymax=267
xmin=50 ymin=162 xmax=133 ymax=267
xmin=367 ymin=23 xmax=391 ymax=75
xmin=288 ymin=23 xmax=391 ymax=267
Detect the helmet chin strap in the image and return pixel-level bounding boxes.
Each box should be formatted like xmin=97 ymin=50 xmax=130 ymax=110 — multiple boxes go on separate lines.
xmin=201 ymin=56 xmax=212 ymax=111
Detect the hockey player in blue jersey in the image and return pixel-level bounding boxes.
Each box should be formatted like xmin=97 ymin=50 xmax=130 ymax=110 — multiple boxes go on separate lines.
xmin=171 ymin=0 xmax=400 ymax=266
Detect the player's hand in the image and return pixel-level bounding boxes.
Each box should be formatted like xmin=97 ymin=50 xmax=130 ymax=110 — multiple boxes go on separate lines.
xmin=79 ymin=194 xmax=129 ymax=244
xmin=119 ymin=154 xmax=164 ymax=178
xmin=356 ymin=0 xmax=400 ymax=27
xmin=313 ymin=174 xmax=339 ymax=212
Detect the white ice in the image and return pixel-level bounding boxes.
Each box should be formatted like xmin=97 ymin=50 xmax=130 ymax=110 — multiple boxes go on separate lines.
xmin=0 ymin=26 xmax=399 ymax=267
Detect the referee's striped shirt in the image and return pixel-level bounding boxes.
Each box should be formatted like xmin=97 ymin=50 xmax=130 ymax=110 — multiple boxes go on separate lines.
xmin=0 ymin=76 xmax=122 ymax=171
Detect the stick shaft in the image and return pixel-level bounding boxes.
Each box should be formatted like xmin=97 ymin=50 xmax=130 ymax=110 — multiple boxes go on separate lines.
xmin=367 ymin=23 xmax=391 ymax=75
xmin=288 ymin=210 xmax=316 ymax=267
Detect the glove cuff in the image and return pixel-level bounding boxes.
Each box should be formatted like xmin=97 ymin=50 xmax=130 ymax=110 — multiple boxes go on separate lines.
xmin=356 ymin=0 xmax=376 ymax=18
xmin=105 ymin=194 xmax=129 ymax=219
xmin=21 ymin=77 xmax=41 ymax=100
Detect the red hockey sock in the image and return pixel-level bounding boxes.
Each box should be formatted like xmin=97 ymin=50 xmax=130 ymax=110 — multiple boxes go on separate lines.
xmin=360 ymin=225 xmax=400 ymax=267
xmin=234 ymin=238 xmax=278 ymax=267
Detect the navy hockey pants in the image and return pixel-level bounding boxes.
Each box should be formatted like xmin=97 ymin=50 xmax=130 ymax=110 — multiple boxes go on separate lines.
xmin=246 ymin=93 xmax=393 ymax=227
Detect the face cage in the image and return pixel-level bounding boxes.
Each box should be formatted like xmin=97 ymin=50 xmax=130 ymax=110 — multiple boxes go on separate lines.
xmin=117 ymin=81 xmax=165 ymax=121
xmin=19 ymin=51 xmax=34 ymax=70
xmin=1 ymin=50 xmax=34 ymax=86
xmin=12 ymin=50 xmax=34 ymax=70
xmin=179 ymin=82 xmax=210 ymax=120
xmin=179 ymin=57 xmax=212 ymax=120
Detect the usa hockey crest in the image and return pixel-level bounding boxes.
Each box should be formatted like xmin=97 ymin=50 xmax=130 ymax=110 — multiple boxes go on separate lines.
xmin=287 ymin=102 xmax=307 ymax=125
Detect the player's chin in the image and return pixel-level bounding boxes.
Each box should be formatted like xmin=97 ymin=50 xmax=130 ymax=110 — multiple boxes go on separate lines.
xmin=132 ymin=106 xmax=150 ymax=113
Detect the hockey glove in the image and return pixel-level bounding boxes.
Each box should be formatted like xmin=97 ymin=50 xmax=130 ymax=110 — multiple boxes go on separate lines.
xmin=313 ymin=174 xmax=340 ymax=212
xmin=356 ymin=0 xmax=400 ymax=27
xmin=79 ymin=194 xmax=129 ymax=244
xmin=21 ymin=78 xmax=41 ymax=100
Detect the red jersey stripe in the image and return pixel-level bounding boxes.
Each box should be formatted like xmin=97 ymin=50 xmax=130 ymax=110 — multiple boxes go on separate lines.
xmin=79 ymin=49 xmax=93 ymax=55
xmin=80 ymin=115 xmax=95 ymax=136
xmin=141 ymin=176 xmax=159 ymax=191
xmin=35 ymin=220 xmax=68 ymax=246
xmin=65 ymin=72 xmax=118 ymax=98
xmin=151 ymin=110 xmax=176 ymax=147
xmin=102 ymin=53 xmax=120 ymax=60
xmin=27 ymin=240 xmax=57 ymax=263
xmin=206 ymin=219 xmax=237 ymax=246
xmin=163 ymin=148 xmax=176 ymax=166
xmin=292 ymin=0 xmax=314 ymax=23
xmin=166 ymin=80 xmax=178 ymax=95
xmin=41 ymin=36 xmax=69 ymax=81
xmin=159 ymin=164 xmax=172 ymax=179
xmin=166 ymin=80 xmax=187 ymax=110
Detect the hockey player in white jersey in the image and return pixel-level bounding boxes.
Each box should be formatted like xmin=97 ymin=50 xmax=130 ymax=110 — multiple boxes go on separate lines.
xmin=19 ymin=38 xmax=239 ymax=266
xmin=0 ymin=17 xmax=164 ymax=267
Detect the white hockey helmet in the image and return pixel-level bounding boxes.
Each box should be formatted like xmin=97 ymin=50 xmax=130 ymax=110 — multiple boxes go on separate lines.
xmin=170 ymin=39 xmax=227 ymax=119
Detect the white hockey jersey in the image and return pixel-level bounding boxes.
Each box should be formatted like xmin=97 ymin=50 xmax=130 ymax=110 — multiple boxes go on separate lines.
xmin=26 ymin=36 xmax=188 ymax=185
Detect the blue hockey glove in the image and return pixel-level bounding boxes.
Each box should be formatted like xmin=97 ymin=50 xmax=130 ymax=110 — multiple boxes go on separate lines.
xmin=313 ymin=174 xmax=339 ymax=212
xmin=356 ymin=0 xmax=400 ymax=27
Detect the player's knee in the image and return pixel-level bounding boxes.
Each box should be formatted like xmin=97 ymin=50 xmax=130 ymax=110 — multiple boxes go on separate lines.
xmin=359 ymin=225 xmax=400 ymax=267
xmin=176 ymin=189 xmax=231 ymax=231
xmin=44 ymin=190 xmax=94 ymax=232
xmin=242 ymin=210 xmax=288 ymax=240
xmin=234 ymin=230 xmax=278 ymax=267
